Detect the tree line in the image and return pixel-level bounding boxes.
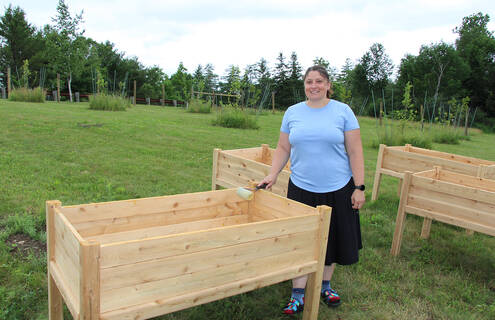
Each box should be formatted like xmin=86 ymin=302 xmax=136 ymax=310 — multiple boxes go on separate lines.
xmin=1 ymin=1 xmax=494 ymax=130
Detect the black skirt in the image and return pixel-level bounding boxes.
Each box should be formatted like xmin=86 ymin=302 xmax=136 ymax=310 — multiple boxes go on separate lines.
xmin=287 ymin=178 xmax=362 ymax=266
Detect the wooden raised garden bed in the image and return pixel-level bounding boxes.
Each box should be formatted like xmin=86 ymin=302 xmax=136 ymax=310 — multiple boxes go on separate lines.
xmin=390 ymin=167 xmax=495 ymax=256
xmin=212 ymin=144 xmax=291 ymax=196
xmin=372 ymin=144 xmax=495 ymax=201
xmin=47 ymin=188 xmax=331 ymax=320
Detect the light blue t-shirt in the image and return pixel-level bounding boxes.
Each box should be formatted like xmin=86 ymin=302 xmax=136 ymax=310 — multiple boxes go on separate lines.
xmin=280 ymin=100 xmax=360 ymax=193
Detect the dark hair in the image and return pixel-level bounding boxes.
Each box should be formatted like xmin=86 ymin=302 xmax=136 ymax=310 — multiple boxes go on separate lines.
xmin=303 ymin=65 xmax=333 ymax=98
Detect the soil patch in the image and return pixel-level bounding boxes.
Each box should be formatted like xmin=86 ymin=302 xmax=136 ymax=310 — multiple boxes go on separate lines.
xmin=6 ymin=233 xmax=46 ymax=257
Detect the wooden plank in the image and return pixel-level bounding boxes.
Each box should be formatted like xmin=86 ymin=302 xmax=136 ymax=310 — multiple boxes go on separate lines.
xmin=212 ymin=148 xmax=221 ymax=190
xmin=303 ymin=205 xmax=331 ymax=320
xmin=409 ymin=145 xmax=494 ymax=165
xmin=372 ymin=144 xmax=386 ymax=200
xmin=484 ymin=165 xmax=495 ymax=180
xmin=99 ymin=214 xmax=319 ymax=268
xmin=88 ymin=215 xmax=249 ymax=244
xmin=405 ymin=206 xmax=495 ymax=236
xmin=388 ymin=148 xmax=481 ymax=175
xmin=411 ymin=175 xmax=495 ymax=205
xmin=50 ymin=261 xmax=79 ymax=319
xmin=217 ymin=154 xmax=271 ymax=179
xmin=53 ymin=209 xmax=80 ymax=305
xmin=100 ymin=230 xmax=317 ymax=291
xmin=79 ymin=241 xmax=100 ymax=319
xmin=74 ymin=201 xmax=246 ymax=237
xmin=408 ymin=184 xmax=495 ymax=217
xmin=406 ymin=194 xmax=495 ymax=228
xmin=391 ymin=171 xmax=413 ymax=256
xmin=254 ymin=189 xmax=316 ymax=217
xmin=46 ymin=200 xmax=63 ymax=320
xmin=61 ymin=188 xmax=242 ymax=224
xmin=101 ymin=247 xmax=315 ymax=313
xmin=438 ymin=170 xmax=495 ymax=192
xmin=223 ymin=147 xmax=263 ymax=162
xmin=100 ymin=261 xmax=317 ymax=320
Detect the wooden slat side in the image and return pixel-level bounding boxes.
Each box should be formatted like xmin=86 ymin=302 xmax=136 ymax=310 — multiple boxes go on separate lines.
xmin=405 ymin=206 xmax=495 ymax=236
xmin=254 ymin=190 xmax=316 ymax=217
xmin=217 ymin=154 xmax=271 ymax=179
xmin=438 ymin=170 xmax=495 ymax=192
xmin=49 ymin=262 xmax=80 ymax=320
xmin=100 ymin=247 xmax=315 ymax=313
xmin=53 ymin=210 xmax=80 ymax=307
xmin=46 ymin=200 xmax=63 ymax=320
xmin=409 ymin=184 xmax=495 ymax=215
xmin=79 ymin=241 xmax=100 ymax=319
xmin=99 ymin=215 xmax=320 ymax=267
xmin=407 ymin=193 xmax=495 ymax=228
xmin=87 ymin=215 xmax=249 ymax=244
xmin=74 ymin=201 xmax=247 ymax=237
xmin=61 ymin=188 xmax=242 ymax=224
xmin=100 ymin=230 xmax=317 ymax=291
xmin=484 ymin=166 xmax=495 ymax=180
xmin=410 ymin=175 xmax=495 ymax=205
xmin=100 ymin=261 xmax=317 ymax=320
xmin=216 ymin=168 xmax=288 ymax=197
xmin=409 ymin=146 xmax=495 ymax=165
xmin=384 ymin=149 xmax=479 ymax=176
xmin=223 ymin=147 xmax=263 ymax=162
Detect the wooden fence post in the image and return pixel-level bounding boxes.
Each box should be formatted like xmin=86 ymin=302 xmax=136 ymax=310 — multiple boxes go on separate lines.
xmin=464 ymin=107 xmax=469 ymax=136
xmin=7 ymin=67 xmax=11 ymax=98
xmin=271 ymin=91 xmax=275 ymax=113
xmin=133 ymin=80 xmax=136 ymax=106
xmin=57 ymin=74 xmax=60 ymax=103
xmin=162 ymin=83 xmax=165 ymax=106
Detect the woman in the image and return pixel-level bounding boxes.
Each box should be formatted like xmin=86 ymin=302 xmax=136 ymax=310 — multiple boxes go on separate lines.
xmin=259 ymin=65 xmax=365 ymax=314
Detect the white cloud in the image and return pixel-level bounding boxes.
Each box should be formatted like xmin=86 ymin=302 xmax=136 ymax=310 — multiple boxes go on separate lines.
xmin=4 ymin=0 xmax=495 ymax=76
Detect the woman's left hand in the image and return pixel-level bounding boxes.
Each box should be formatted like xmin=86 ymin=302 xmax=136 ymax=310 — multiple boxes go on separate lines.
xmin=351 ymin=190 xmax=365 ymax=210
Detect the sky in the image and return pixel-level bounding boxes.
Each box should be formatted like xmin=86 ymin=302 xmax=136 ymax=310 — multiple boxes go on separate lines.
xmin=3 ymin=0 xmax=495 ymax=77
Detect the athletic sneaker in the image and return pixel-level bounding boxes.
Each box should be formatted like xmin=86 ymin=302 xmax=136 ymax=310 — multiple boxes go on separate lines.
xmin=321 ymin=288 xmax=341 ymax=307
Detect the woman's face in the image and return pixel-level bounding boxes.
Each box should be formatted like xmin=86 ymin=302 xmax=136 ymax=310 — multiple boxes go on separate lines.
xmin=304 ymin=71 xmax=330 ymax=101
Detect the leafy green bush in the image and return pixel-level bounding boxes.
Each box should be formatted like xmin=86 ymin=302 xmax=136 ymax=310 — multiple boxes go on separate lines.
xmin=89 ymin=93 xmax=130 ymax=111
xmin=372 ymin=124 xmax=432 ymax=149
xmin=8 ymin=87 xmax=46 ymax=103
xmin=187 ymin=98 xmax=211 ymax=113
xmin=212 ymin=106 xmax=259 ymax=129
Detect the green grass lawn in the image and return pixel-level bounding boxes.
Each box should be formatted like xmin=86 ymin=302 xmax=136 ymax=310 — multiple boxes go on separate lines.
xmin=0 ymin=100 xmax=494 ymax=320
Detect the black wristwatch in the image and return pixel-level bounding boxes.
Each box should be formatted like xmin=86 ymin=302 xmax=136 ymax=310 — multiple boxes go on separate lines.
xmin=354 ymin=185 xmax=365 ymax=191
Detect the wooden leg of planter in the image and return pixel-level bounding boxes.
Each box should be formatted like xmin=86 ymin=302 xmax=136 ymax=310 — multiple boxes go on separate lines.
xmin=397 ymin=178 xmax=403 ymax=197
xmin=303 ymin=205 xmax=331 ymax=320
xmin=420 ymin=218 xmax=432 ymax=239
xmin=47 ymin=200 xmax=63 ymax=320
xmin=372 ymin=144 xmax=385 ymax=201
xmin=211 ymin=148 xmax=221 ymax=190
xmin=391 ymin=172 xmax=412 ymax=256
xmin=80 ymin=240 xmax=100 ymax=320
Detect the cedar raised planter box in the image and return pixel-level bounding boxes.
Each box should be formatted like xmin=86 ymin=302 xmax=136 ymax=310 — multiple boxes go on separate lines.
xmin=212 ymin=144 xmax=291 ymax=196
xmin=372 ymin=144 xmax=495 ymax=201
xmin=47 ymin=188 xmax=331 ymax=320
xmin=390 ymin=167 xmax=495 ymax=256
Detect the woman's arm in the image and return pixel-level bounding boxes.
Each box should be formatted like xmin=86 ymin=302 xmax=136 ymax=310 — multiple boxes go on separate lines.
xmin=259 ymin=132 xmax=291 ymax=189
xmin=344 ymin=129 xmax=366 ymax=209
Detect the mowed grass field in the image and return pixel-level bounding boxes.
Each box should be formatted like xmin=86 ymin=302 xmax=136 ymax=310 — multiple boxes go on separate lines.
xmin=0 ymin=100 xmax=494 ymax=320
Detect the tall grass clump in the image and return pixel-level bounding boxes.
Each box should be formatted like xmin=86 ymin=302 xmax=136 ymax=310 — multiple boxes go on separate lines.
xmin=212 ymin=105 xmax=259 ymax=129
xmin=372 ymin=125 xmax=433 ymax=149
xmin=8 ymin=87 xmax=46 ymax=103
xmin=187 ymin=98 xmax=211 ymax=113
xmin=89 ymin=93 xmax=131 ymax=111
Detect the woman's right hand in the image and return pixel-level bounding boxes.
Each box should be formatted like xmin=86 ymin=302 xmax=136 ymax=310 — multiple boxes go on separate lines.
xmin=258 ymin=173 xmax=278 ymax=189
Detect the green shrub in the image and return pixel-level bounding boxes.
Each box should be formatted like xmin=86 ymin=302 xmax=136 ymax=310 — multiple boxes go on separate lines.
xmin=89 ymin=93 xmax=130 ymax=111
xmin=187 ymin=99 xmax=211 ymax=113
xmin=212 ymin=106 xmax=259 ymax=129
xmin=372 ymin=124 xmax=432 ymax=149
xmin=8 ymin=87 xmax=46 ymax=103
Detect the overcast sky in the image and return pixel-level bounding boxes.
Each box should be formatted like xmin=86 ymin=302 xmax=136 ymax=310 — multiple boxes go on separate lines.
xmin=3 ymin=0 xmax=495 ymax=76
